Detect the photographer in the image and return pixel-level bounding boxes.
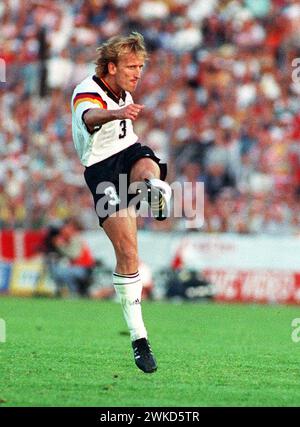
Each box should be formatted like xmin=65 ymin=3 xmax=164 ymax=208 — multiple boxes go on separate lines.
xmin=44 ymin=218 xmax=95 ymax=297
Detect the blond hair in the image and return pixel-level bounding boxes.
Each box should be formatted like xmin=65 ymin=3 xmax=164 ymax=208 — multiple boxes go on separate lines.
xmin=95 ymin=32 xmax=148 ymax=78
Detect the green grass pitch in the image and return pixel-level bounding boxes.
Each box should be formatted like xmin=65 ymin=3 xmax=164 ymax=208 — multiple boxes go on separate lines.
xmin=0 ymin=296 xmax=300 ymax=407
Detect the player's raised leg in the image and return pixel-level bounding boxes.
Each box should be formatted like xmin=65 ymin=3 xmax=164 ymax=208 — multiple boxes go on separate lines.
xmin=102 ymin=206 xmax=157 ymax=373
xmin=130 ymin=158 xmax=172 ymax=220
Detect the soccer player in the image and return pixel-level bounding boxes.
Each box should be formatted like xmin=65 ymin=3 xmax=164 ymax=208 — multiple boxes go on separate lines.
xmin=71 ymin=32 xmax=171 ymax=373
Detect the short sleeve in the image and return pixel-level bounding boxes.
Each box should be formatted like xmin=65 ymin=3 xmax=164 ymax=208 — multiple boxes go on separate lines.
xmin=72 ymin=92 xmax=107 ymax=126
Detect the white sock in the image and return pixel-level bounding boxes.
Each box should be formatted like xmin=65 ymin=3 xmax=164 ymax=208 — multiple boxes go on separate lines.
xmin=113 ymin=272 xmax=147 ymax=342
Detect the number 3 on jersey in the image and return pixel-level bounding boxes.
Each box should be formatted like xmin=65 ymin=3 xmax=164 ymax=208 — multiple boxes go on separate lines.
xmin=119 ymin=120 xmax=127 ymax=139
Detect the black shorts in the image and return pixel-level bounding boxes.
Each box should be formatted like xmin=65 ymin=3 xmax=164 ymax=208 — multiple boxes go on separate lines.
xmin=84 ymin=143 xmax=167 ymax=227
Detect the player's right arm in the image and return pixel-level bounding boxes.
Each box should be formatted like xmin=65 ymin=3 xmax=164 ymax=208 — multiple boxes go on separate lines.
xmin=83 ymin=104 xmax=144 ymax=133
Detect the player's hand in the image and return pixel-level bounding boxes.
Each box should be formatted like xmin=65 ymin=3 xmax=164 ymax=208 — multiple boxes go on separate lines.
xmin=118 ymin=104 xmax=144 ymax=121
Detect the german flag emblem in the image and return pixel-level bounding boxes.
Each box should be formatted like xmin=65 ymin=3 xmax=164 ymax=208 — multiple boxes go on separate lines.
xmin=73 ymin=92 xmax=107 ymax=110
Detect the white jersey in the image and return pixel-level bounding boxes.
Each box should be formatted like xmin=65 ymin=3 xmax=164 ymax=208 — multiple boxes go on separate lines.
xmin=71 ymin=75 xmax=138 ymax=166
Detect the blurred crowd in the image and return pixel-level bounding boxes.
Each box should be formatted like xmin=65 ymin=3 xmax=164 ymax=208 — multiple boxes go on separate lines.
xmin=1 ymin=0 xmax=300 ymax=235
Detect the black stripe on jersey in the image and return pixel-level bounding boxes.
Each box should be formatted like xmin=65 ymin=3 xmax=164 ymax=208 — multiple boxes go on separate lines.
xmin=92 ymin=75 xmax=126 ymax=104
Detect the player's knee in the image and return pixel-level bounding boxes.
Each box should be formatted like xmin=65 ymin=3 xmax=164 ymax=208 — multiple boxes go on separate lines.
xmin=131 ymin=158 xmax=160 ymax=182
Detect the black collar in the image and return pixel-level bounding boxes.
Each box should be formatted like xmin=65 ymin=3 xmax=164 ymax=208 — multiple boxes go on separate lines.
xmin=93 ymin=75 xmax=126 ymax=104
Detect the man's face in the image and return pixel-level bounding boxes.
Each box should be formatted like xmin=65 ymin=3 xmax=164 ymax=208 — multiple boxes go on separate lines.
xmin=111 ymin=52 xmax=145 ymax=93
